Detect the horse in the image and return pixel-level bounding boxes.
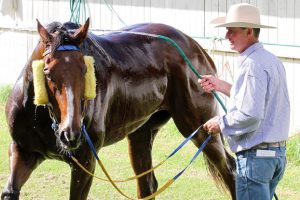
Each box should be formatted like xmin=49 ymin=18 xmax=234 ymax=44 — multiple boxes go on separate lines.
xmin=1 ymin=18 xmax=236 ymax=200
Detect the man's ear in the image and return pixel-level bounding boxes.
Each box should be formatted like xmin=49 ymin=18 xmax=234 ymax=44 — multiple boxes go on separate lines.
xmin=247 ymin=28 xmax=255 ymax=37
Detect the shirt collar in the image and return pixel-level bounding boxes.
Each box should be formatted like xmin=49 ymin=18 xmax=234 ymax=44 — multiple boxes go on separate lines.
xmin=237 ymin=42 xmax=263 ymax=67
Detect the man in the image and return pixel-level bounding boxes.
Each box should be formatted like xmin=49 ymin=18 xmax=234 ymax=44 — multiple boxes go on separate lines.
xmin=199 ymin=3 xmax=290 ymax=200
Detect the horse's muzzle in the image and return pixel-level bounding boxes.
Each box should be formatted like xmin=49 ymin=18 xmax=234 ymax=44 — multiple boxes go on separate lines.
xmin=59 ymin=129 xmax=82 ymax=150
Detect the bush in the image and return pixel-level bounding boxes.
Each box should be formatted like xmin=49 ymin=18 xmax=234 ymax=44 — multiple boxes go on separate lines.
xmin=0 ymin=84 xmax=12 ymax=103
xmin=286 ymin=134 xmax=300 ymax=165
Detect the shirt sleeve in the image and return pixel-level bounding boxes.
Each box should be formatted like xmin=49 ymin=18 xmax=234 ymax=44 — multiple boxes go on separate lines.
xmin=219 ymin=66 xmax=268 ymax=137
xmin=219 ymin=110 xmax=261 ymax=136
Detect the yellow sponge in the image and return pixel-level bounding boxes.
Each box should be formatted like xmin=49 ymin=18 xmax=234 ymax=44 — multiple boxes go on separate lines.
xmin=32 ymin=60 xmax=49 ymax=105
xmin=84 ymin=56 xmax=96 ymax=100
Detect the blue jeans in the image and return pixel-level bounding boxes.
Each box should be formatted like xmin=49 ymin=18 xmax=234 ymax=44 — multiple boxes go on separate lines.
xmin=235 ymin=147 xmax=286 ymax=200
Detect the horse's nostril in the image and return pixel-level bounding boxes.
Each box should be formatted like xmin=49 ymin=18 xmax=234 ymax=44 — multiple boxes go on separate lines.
xmin=64 ymin=131 xmax=71 ymax=142
xmin=59 ymin=130 xmax=69 ymax=144
xmin=59 ymin=130 xmax=82 ymax=149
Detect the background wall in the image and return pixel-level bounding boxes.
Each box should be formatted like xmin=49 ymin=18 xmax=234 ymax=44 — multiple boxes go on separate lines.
xmin=0 ymin=0 xmax=299 ymax=134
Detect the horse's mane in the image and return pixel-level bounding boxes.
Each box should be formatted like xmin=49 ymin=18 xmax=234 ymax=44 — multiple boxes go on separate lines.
xmin=46 ymin=21 xmax=81 ymax=33
xmin=45 ymin=21 xmax=111 ymax=70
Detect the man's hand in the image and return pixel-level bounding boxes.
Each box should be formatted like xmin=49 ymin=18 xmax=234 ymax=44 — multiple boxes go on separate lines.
xmin=198 ymin=75 xmax=218 ymax=93
xmin=203 ymin=116 xmax=221 ymax=135
xmin=198 ymin=75 xmax=232 ymax=97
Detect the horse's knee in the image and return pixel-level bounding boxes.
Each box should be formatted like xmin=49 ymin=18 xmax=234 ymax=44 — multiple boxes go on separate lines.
xmin=1 ymin=189 xmax=20 ymax=200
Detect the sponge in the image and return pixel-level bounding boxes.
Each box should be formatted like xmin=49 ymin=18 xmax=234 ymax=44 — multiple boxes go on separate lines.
xmin=83 ymin=56 xmax=96 ymax=100
xmin=32 ymin=60 xmax=49 ymax=105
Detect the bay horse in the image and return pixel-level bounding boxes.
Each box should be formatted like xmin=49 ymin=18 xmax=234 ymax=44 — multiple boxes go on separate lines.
xmin=1 ymin=18 xmax=236 ymax=200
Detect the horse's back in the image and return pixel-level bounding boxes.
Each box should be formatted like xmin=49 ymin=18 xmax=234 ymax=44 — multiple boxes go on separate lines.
xmin=121 ymin=23 xmax=185 ymax=36
xmin=125 ymin=23 xmax=217 ymax=134
xmin=86 ymin=23 xmax=217 ymax=138
xmin=93 ymin=22 xmax=215 ymax=81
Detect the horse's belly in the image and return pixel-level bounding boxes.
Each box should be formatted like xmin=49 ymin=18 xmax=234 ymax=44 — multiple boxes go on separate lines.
xmin=102 ymin=116 xmax=151 ymax=146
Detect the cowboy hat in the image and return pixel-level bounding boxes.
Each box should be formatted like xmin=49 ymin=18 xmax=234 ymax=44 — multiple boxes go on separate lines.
xmin=211 ymin=3 xmax=275 ymax=28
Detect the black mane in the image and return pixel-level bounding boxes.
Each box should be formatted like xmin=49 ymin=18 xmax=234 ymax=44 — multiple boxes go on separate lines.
xmin=46 ymin=21 xmax=80 ymax=33
xmin=45 ymin=21 xmax=81 ymax=55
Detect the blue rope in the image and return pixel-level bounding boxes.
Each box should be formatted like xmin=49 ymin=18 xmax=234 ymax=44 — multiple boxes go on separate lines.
xmin=82 ymin=123 xmax=204 ymax=163
xmin=81 ymin=124 xmax=100 ymax=161
xmin=174 ymin=135 xmax=212 ymax=181
xmin=81 ymin=123 xmax=211 ymax=183
xmin=167 ymin=125 xmax=202 ymax=158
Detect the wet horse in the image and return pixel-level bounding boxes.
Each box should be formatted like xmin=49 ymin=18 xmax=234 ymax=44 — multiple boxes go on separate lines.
xmin=1 ymin=18 xmax=236 ymax=200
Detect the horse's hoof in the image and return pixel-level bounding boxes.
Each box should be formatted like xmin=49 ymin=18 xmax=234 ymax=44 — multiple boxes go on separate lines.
xmin=1 ymin=189 xmax=20 ymax=200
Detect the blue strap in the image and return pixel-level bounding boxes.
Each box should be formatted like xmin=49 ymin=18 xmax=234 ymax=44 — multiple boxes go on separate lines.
xmin=56 ymin=44 xmax=80 ymax=51
xmin=82 ymin=123 xmax=212 ymax=183
xmin=81 ymin=124 xmax=100 ymax=161
xmin=167 ymin=125 xmax=202 ymax=158
xmin=82 ymin=124 xmax=203 ymax=162
xmin=174 ymin=134 xmax=212 ymax=181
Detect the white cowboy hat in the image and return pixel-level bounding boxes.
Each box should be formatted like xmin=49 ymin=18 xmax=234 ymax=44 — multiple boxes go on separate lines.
xmin=211 ymin=3 xmax=275 ymax=28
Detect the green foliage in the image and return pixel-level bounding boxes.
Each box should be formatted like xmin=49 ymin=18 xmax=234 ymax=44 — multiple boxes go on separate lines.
xmin=0 ymin=84 xmax=12 ymax=103
xmin=286 ymin=134 xmax=300 ymax=165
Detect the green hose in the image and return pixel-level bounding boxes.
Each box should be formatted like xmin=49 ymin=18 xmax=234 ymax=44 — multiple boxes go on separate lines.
xmin=157 ymin=35 xmax=227 ymax=113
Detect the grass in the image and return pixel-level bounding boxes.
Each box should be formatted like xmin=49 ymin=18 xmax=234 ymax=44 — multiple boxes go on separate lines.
xmin=0 ymin=84 xmax=12 ymax=103
xmin=0 ymin=85 xmax=299 ymax=200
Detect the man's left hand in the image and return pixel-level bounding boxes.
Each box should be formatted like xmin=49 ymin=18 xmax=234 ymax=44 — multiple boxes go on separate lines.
xmin=203 ymin=116 xmax=221 ymax=135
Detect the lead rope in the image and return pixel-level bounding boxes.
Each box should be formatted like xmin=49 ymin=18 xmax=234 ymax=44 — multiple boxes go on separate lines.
xmin=72 ymin=125 xmax=203 ymax=183
xmin=72 ymin=125 xmax=211 ymax=200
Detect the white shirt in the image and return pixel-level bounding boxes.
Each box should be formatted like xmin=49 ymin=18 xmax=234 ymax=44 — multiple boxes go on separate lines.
xmin=219 ymin=42 xmax=290 ymax=153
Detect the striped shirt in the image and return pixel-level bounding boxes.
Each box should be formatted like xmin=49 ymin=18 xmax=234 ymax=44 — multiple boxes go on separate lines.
xmin=219 ymin=42 xmax=290 ymax=153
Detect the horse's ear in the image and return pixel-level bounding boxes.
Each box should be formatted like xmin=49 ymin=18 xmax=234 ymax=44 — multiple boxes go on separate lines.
xmin=71 ymin=18 xmax=90 ymax=46
xmin=36 ymin=19 xmax=53 ymax=45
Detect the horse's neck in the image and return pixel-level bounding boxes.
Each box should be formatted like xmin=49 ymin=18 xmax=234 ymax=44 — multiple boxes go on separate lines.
xmin=84 ymin=33 xmax=112 ymax=67
xmin=15 ymin=42 xmax=45 ymax=107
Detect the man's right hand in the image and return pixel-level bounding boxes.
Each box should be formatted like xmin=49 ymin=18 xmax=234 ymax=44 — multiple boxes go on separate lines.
xmin=198 ymin=75 xmax=232 ymax=97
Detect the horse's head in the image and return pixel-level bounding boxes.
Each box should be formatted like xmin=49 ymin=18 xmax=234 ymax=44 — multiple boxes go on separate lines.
xmin=33 ymin=18 xmax=96 ymax=151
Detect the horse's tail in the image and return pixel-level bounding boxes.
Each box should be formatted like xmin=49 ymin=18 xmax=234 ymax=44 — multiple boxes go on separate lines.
xmin=203 ymin=145 xmax=236 ymax=197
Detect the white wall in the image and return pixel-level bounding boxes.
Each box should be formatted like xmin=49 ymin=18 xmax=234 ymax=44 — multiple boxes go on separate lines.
xmin=0 ymin=0 xmax=299 ymax=134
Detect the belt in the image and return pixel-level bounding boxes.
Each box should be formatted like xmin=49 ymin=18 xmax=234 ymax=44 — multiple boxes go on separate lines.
xmin=236 ymin=141 xmax=286 ymax=156
xmin=252 ymin=141 xmax=286 ymax=149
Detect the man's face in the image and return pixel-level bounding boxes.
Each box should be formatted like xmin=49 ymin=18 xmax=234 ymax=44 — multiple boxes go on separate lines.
xmin=225 ymin=27 xmax=251 ymax=53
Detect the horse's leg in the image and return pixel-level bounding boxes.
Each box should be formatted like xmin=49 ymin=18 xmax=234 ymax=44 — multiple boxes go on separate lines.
xmin=171 ymin=101 xmax=236 ymax=199
xmin=127 ymin=111 xmax=171 ymax=199
xmin=1 ymin=142 xmax=44 ymax=200
xmin=69 ymin=149 xmax=96 ymax=200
